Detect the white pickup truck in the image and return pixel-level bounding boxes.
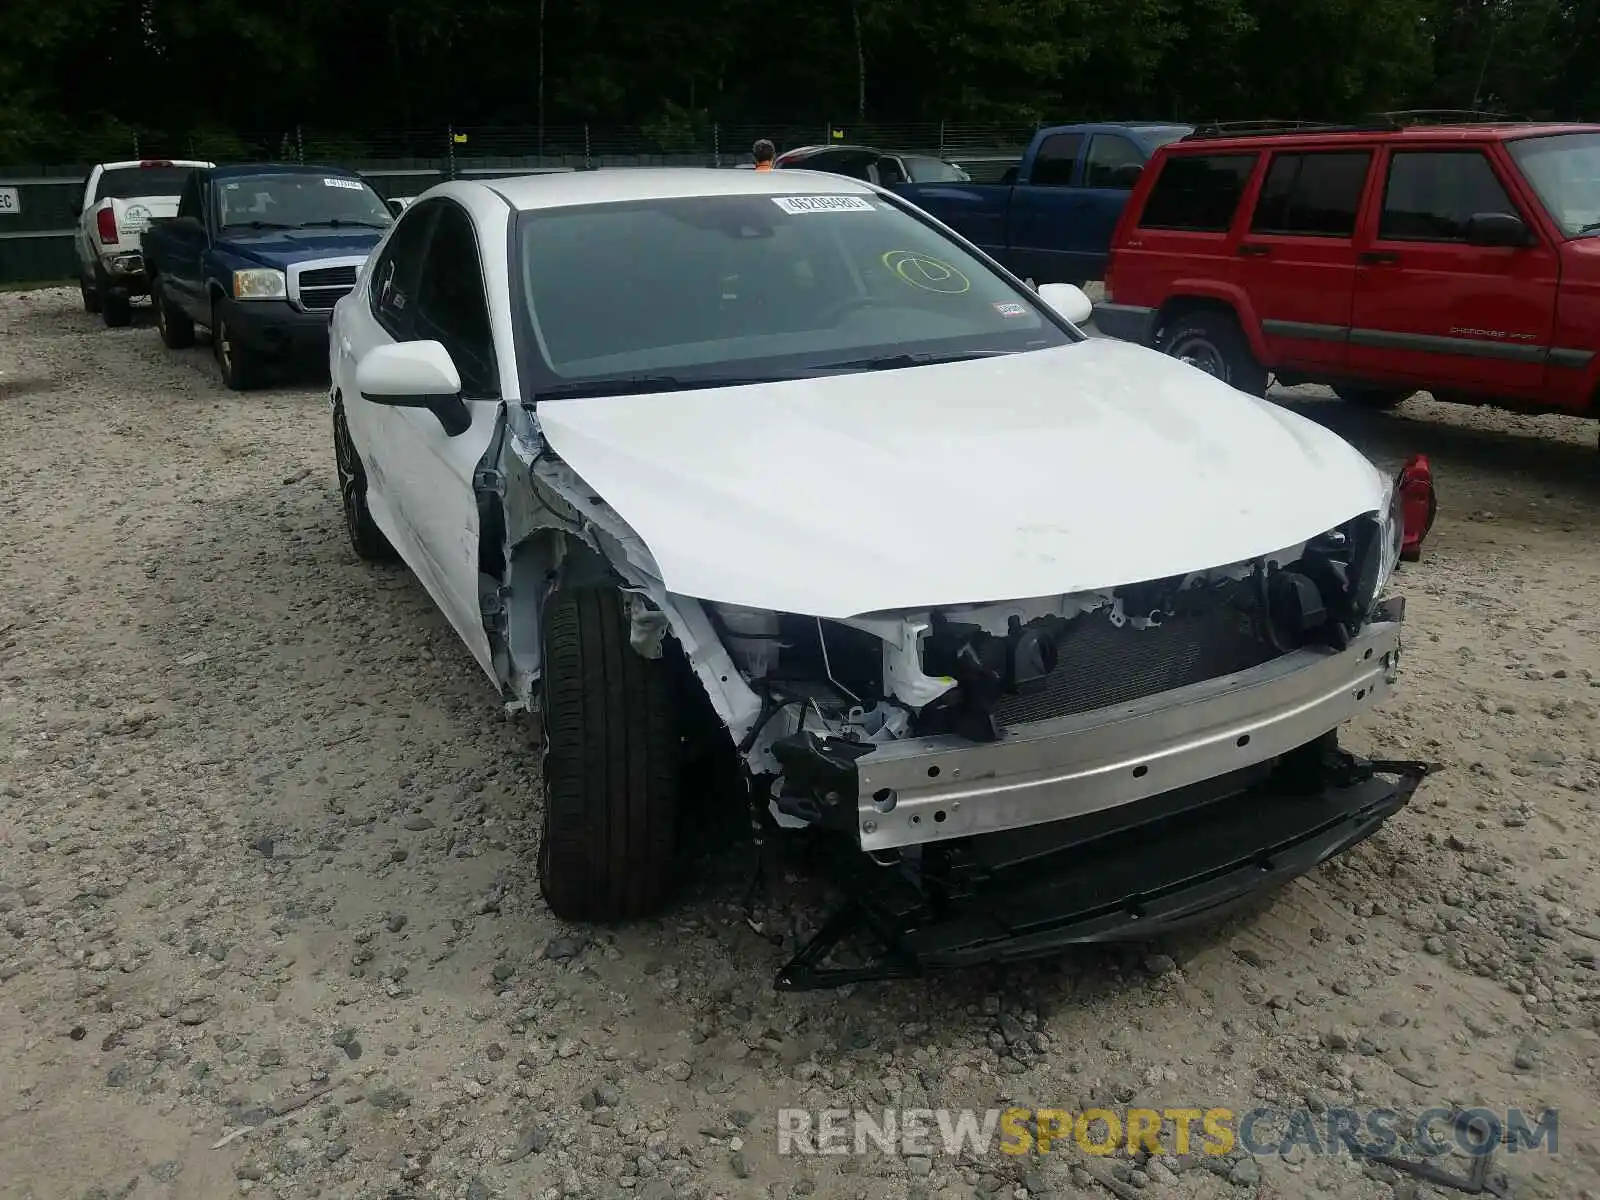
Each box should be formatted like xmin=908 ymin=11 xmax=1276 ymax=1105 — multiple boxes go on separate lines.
xmin=75 ymin=159 xmax=212 ymax=327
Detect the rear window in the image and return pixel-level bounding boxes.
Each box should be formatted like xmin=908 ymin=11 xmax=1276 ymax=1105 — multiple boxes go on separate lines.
xmin=93 ymin=167 xmax=193 ymax=202
xmin=1138 ymin=153 xmax=1258 ymax=232
xmin=1250 ymin=151 xmax=1372 ymax=237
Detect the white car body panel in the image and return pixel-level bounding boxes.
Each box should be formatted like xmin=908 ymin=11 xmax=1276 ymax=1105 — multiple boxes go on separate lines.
xmin=534 ymin=338 xmax=1389 ymax=619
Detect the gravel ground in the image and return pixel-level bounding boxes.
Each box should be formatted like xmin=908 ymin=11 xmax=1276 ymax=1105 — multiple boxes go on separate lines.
xmin=3 ymin=285 xmax=1600 ymax=1200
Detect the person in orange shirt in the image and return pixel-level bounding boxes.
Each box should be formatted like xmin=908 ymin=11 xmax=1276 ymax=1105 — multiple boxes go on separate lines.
xmin=752 ymin=139 xmax=776 ymax=171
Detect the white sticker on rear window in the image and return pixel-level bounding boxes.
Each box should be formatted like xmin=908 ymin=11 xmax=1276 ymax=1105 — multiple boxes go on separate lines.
xmin=993 ymin=302 xmax=1028 ymax=317
xmin=771 ymin=195 xmax=874 ymax=215
xmin=323 ymin=177 xmax=363 ymax=190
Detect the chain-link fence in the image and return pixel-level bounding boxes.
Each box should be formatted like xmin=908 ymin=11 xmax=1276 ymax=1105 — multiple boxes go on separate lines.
xmin=0 ymin=121 xmax=1043 ymax=284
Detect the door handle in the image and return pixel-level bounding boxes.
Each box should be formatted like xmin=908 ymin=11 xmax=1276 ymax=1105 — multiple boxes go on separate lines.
xmin=1237 ymin=243 xmax=1270 ymax=257
xmin=1359 ymin=250 xmax=1399 ymax=266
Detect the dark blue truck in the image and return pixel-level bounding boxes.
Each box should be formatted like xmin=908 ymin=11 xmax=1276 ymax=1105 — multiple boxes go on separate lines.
xmin=782 ymin=123 xmax=1192 ymax=285
xmin=142 ymin=164 xmax=394 ymax=390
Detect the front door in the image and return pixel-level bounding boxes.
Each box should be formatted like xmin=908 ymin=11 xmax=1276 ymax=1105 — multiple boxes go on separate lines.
xmin=1238 ymin=148 xmax=1373 ymax=371
xmin=1007 ymin=131 xmax=1086 ymax=283
xmin=1348 ymin=146 xmax=1559 ymax=398
xmin=340 ymin=198 xmax=505 ymax=681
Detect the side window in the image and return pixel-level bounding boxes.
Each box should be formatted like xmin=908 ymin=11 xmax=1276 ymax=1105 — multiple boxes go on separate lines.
xmin=1083 ymin=135 xmax=1144 ymax=189
xmin=1138 ymin=154 xmax=1259 ymax=232
xmin=1250 ymin=151 xmax=1372 ymax=237
xmin=1029 ymin=134 xmax=1084 ymax=188
xmin=369 ymin=201 xmax=439 ymax=339
xmin=412 ymin=202 xmax=499 ymax=398
xmin=176 ymin=175 xmax=201 ymax=221
xmin=875 ymin=156 xmax=907 ymax=185
xmin=1379 ymin=150 xmax=1517 ymax=241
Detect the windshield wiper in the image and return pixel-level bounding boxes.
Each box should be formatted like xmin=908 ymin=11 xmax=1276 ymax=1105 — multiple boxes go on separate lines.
xmin=811 ymin=349 xmax=1015 ymax=372
xmin=220 ymin=220 xmax=295 ymax=230
xmin=296 ymin=218 xmax=391 ymax=229
xmin=1576 ymin=220 xmax=1600 ymax=235
xmin=538 ymin=373 xmax=811 ymax=400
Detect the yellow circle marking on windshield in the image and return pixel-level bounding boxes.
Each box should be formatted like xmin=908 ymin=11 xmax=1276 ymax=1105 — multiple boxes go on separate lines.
xmin=882 ymin=250 xmax=971 ymax=294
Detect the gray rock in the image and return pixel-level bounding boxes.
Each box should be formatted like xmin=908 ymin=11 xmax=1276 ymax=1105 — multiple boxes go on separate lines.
xmin=1228 ymin=1156 xmax=1260 ymax=1187
xmin=403 ymin=816 xmax=436 ymax=831
xmin=544 ymin=937 xmax=583 ymax=961
xmin=465 ymin=1178 xmax=491 ymax=1200
xmin=148 ymin=1160 xmax=181 ymax=1183
xmin=731 ymin=1150 xmax=752 ymax=1178
xmin=367 ymin=1085 xmax=412 ymax=1110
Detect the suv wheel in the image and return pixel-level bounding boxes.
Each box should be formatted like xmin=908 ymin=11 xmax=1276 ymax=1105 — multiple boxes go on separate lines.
xmin=333 ymin=403 xmax=396 ymax=562
xmin=538 ymin=586 xmax=680 ymax=922
xmin=1158 ymin=311 xmax=1268 ymax=397
xmin=1333 ymin=385 xmax=1413 ymax=410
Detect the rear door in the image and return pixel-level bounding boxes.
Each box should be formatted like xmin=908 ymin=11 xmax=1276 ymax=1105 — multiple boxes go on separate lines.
xmin=1238 ymin=147 xmax=1374 ymax=371
xmin=165 ymin=173 xmax=211 ymax=320
xmin=1006 ymin=131 xmax=1086 ymax=282
xmin=1348 ymin=144 xmax=1559 ymax=396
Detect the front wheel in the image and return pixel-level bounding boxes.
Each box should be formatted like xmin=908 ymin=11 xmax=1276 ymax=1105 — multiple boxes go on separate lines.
xmin=538 ymin=587 xmax=680 ymax=922
xmin=1157 ymin=311 xmax=1268 ymax=397
xmin=213 ymin=301 xmax=260 ymax=391
xmin=1333 ymin=385 xmax=1413 ymax=410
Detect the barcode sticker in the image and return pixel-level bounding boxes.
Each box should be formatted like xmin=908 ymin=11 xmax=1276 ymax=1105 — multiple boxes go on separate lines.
xmin=323 ymin=178 xmax=364 ymax=190
xmin=771 ymin=195 xmax=875 ymax=215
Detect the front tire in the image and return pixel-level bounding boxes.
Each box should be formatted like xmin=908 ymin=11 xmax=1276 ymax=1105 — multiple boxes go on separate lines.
xmin=538 ymin=587 xmax=680 ymax=922
xmin=1333 ymin=385 xmax=1413 ymax=410
xmin=332 ymin=403 xmax=395 ymax=562
xmin=152 ymin=277 xmax=195 ymax=349
xmin=1157 ymin=310 xmax=1268 ymax=397
xmin=213 ymin=301 xmax=260 ymax=391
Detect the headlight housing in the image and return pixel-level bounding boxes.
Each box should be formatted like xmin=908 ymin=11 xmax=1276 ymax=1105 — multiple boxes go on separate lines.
xmin=233 ymin=268 xmax=287 ymax=301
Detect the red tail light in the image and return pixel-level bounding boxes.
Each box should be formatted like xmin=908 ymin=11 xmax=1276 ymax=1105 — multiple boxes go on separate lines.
xmin=95 ymin=207 xmax=118 ymax=244
xmin=1397 ymin=453 xmax=1436 ymax=562
xmin=139 ymin=159 xmax=174 ymax=168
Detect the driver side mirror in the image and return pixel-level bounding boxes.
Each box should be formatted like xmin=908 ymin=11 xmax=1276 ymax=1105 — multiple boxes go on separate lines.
xmin=356 ymin=341 xmax=472 ymax=436
xmin=1035 ymin=282 xmax=1094 ymax=326
xmin=1464 ymin=211 xmax=1531 ymax=247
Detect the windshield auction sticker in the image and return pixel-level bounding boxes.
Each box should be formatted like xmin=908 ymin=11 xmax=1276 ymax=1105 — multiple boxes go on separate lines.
xmin=323 ymin=178 xmax=364 ymax=190
xmin=772 ymin=195 xmax=875 ymax=214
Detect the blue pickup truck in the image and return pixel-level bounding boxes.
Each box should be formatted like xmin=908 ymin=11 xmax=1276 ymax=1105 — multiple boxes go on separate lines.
xmin=780 ymin=123 xmax=1192 ymax=285
xmin=142 ymin=164 xmax=394 ymax=390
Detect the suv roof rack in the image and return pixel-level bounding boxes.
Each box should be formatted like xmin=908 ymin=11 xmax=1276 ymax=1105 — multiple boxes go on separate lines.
xmin=1372 ymin=108 xmax=1528 ymax=126
xmin=1184 ymin=119 xmax=1371 ymax=140
xmin=1183 ymin=109 xmax=1536 ymax=143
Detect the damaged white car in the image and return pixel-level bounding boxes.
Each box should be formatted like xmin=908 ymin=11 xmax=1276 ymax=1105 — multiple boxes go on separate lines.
xmin=328 ymin=168 xmax=1433 ymax=989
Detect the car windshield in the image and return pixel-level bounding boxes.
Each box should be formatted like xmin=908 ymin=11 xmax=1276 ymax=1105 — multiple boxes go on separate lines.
xmin=94 ymin=167 xmax=193 ymax=201
xmin=515 ymin=191 xmax=1074 ymax=394
xmin=1508 ymin=133 xmax=1600 ymax=236
xmin=904 ymin=157 xmax=971 ymax=182
xmin=214 ymin=173 xmax=393 ymax=230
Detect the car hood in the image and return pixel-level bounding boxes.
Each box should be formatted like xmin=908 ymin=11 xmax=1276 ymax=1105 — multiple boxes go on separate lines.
xmin=534 ymin=339 xmax=1390 ymax=618
xmin=218 ymin=228 xmax=386 ymax=267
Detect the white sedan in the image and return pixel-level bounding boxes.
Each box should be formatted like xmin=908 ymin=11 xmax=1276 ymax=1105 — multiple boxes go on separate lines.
xmin=328 ymin=167 xmax=1427 ymax=985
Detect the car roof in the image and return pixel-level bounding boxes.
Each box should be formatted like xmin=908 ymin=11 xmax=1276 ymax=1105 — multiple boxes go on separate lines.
xmin=484 ymin=167 xmax=879 ymax=211
xmin=1165 ymin=122 xmax=1600 ymax=152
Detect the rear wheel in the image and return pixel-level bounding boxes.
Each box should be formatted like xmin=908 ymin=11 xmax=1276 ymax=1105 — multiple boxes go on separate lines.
xmin=1332 ymin=385 xmax=1413 ymax=410
xmin=98 ymin=266 xmax=131 ymax=328
xmin=152 ymin=277 xmax=195 ymax=349
xmin=1157 ymin=310 xmax=1268 ymax=397
xmin=538 ymin=586 xmax=680 ymax=922
xmin=332 ymin=402 xmax=395 ymax=562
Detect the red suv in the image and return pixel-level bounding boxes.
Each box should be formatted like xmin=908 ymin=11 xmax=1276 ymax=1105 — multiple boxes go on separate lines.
xmin=1093 ymin=117 xmax=1600 ymax=419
